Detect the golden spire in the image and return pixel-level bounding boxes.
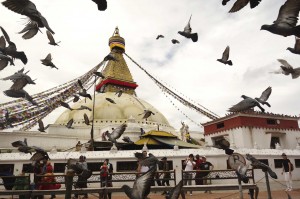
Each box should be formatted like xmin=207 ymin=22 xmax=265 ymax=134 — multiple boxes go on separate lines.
xmin=109 ymin=26 xmax=125 ymax=52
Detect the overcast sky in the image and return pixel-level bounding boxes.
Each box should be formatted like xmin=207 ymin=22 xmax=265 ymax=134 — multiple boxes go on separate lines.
xmin=0 ymin=0 xmax=300 ymax=132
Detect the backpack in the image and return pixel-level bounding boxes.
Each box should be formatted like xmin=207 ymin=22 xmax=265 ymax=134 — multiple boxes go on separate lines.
xmin=290 ymin=163 xmax=294 ymax=172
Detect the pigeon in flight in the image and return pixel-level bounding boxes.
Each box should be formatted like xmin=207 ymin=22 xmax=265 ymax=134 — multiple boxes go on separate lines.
xmin=212 ymin=138 xmax=234 ymax=155
xmin=77 ymin=79 xmax=92 ymax=100
xmin=65 ymin=119 xmax=74 ymax=129
xmin=273 ymin=59 xmax=300 ymax=79
xmin=115 ymin=90 xmax=123 ymax=97
xmin=135 ymin=153 xmax=160 ymax=169
xmin=106 ymin=97 xmax=116 ymax=104
xmin=222 ymin=0 xmax=231 ymax=5
xmin=0 ymin=50 xmax=14 ymax=71
xmin=236 ymin=164 xmax=249 ymax=183
xmin=60 ymin=101 xmax=73 ymax=111
xmin=103 ymin=52 xmax=117 ymax=62
xmin=254 ymin=87 xmax=272 ymax=107
xmin=217 ymin=46 xmax=233 ymax=66
xmin=165 ymin=180 xmax=184 ymax=199
xmin=76 ymin=105 xmax=92 ymax=111
xmin=0 ymin=27 xmax=27 ymax=64
xmin=91 ymin=0 xmax=107 ymax=11
xmin=41 ymin=53 xmax=58 ymax=69
xmin=156 ymin=35 xmax=164 ymax=40
xmin=18 ymin=21 xmax=40 ymax=40
xmin=287 ymin=37 xmax=300 ymax=55
xmin=83 ymin=113 xmax=91 ymax=125
xmin=4 ymin=89 xmax=38 ymax=106
xmin=228 ymin=0 xmax=262 ymax=13
xmin=261 ymin=0 xmax=300 ymax=37
xmin=228 ymin=97 xmax=265 ymax=112
xmin=178 ymin=15 xmax=198 ymax=42
xmin=105 ymin=123 xmax=127 ymax=144
xmin=122 ymin=167 xmax=155 ymax=199
xmin=73 ymin=95 xmax=80 ymax=103
xmin=11 ymin=138 xmax=33 ymax=154
xmin=246 ymin=154 xmax=277 ymax=179
xmin=37 ymin=119 xmax=49 ymax=132
xmin=1 ymin=69 xmax=36 ymax=90
xmin=139 ymin=110 xmax=155 ymax=120
xmin=171 ymin=39 xmax=180 ymax=44
xmin=46 ymin=30 xmax=60 ymax=46
xmin=122 ymin=136 xmax=134 ymax=144
xmin=2 ymin=0 xmax=55 ymax=35
xmin=93 ymin=71 xmax=105 ymax=79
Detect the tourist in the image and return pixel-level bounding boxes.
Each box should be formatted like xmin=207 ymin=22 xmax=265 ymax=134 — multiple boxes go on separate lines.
xmin=39 ymin=162 xmax=61 ymax=199
xmin=185 ymin=132 xmax=192 ymax=143
xmin=74 ymin=156 xmax=88 ymax=199
xmin=161 ymin=157 xmax=170 ymax=195
xmin=199 ymin=156 xmax=214 ymax=193
xmin=281 ymin=153 xmax=293 ymax=191
xmin=183 ymin=154 xmax=196 ymax=196
xmin=106 ymin=159 xmax=113 ymax=199
xmin=194 ymin=154 xmax=203 ymax=185
xmin=13 ymin=168 xmax=30 ymax=199
xmin=100 ymin=160 xmax=109 ymax=199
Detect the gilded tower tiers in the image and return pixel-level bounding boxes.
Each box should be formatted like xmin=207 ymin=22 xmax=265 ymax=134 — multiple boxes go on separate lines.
xmin=96 ymin=27 xmax=138 ymax=95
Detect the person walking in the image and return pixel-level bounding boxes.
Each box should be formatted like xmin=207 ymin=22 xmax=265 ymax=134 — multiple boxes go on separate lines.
xmin=73 ymin=156 xmax=88 ymax=199
xmin=183 ymin=154 xmax=196 ymax=196
xmin=281 ymin=153 xmax=293 ymax=191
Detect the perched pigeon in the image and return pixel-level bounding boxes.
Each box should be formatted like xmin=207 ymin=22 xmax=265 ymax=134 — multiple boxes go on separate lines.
xmin=2 ymin=0 xmax=55 ymax=35
xmin=41 ymin=53 xmax=58 ymax=69
xmin=46 ymin=30 xmax=60 ymax=46
xmin=83 ymin=113 xmax=90 ymax=125
xmin=37 ymin=119 xmax=49 ymax=132
xmin=254 ymin=87 xmax=272 ymax=107
xmin=139 ymin=110 xmax=155 ymax=120
xmin=228 ymin=97 xmax=265 ymax=112
xmin=105 ymin=123 xmax=127 ymax=143
xmin=18 ymin=21 xmax=40 ymax=40
xmin=261 ymin=0 xmax=300 ymax=37
xmin=122 ymin=167 xmax=155 ymax=199
xmin=178 ymin=15 xmax=198 ymax=42
xmin=0 ymin=27 xmax=27 ymax=64
xmin=60 ymin=101 xmax=73 ymax=111
xmin=91 ymin=0 xmax=107 ymax=11
xmin=287 ymin=37 xmax=300 ymax=55
xmin=156 ymin=35 xmax=164 ymax=40
xmin=273 ymin=59 xmax=300 ymax=79
xmin=246 ymin=154 xmax=277 ymax=179
xmin=171 ymin=39 xmax=180 ymax=44
xmin=228 ymin=0 xmax=262 ymax=13
xmin=66 ymin=119 xmax=74 ymax=129
xmin=165 ymin=180 xmax=184 ymax=199
xmin=106 ymin=97 xmax=116 ymax=104
xmin=115 ymin=90 xmax=123 ymax=97
xmin=103 ymin=52 xmax=117 ymax=61
xmin=217 ymin=46 xmax=233 ymax=66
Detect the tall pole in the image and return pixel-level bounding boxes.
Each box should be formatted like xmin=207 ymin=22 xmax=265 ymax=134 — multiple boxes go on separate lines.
xmin=264 ymin=170 xmax=272 ymax=199
xmin=90 ymin=75 xmax=97 ymax=151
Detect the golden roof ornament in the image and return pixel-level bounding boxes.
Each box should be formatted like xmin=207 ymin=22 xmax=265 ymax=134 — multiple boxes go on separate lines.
xmin=109 ymin=26 xmax=125 ymax=52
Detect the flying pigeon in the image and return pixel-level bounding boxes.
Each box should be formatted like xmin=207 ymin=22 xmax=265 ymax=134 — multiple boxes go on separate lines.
xmin=171 ymin=39 xmax=180 ymax=44
xmin=46 ymin=30 xmax=60 ymax=46
xmin=103 ymin=52 xmax=117 ymax=62
xmin=73 ymin=95 xmax=80 ymax=102
xmin=0 ymin=50 xmax=14 ymax=71
xmin=37 ymin=119 xmax=49 ymax=132
xmin=273 ymin=59 xmax=300 ymax=79
xmin=2 ymin=0 xmax=55 ymax=35
xmin=60 ymin=101 xmax=73 ymax=111
xmin=2 ymin=109 xmax=16 ymax=128
xmin=76 ymin=105 xmax=92 ymax=111
xmin=228 ymin=0 xmax=262 ymax=13
xmin=122 ymin=136 xmax=133 ymax=144
xmin=139 ymin=110 xmax=155 ymax=120
xmin=178 ymin=15 xmax=198 ymax=42
xmin=217 ymin=46 xmax=233 ymax=66
xmin=93 ymin=71 xmax=105 ymax=79
xmin=213 ymin=138 xmax=234 ymax=155
xmin=106 ymin=97 xmax=116 ymax=104
xmin=91 ymin=0 xmax=107 ymax=11
xmin=236 ymin=164 xmax=249 ymax=183
xmin=1 ymin=69 xmax=35 ymax=90
xmin=156 ymin=35 xmax=164 ymax=40
xmin=165 ymin=180 xmax=184 ymax=199
xmin=135 ymin=153 xmax=160 ymax=169
xmin=77 ymin=79 xmax=92 ymax=100
xmin=18 ymin=21 xmax=40 ymax=40
xmin=246 ymin=154 xmax=277 ymax=179
xmin=83 ymin=113 xmax=90 ymax=125
xmin=228 ymin=97 xmax=265 ymax=112
xmin=41 ymin=53 xmax=58 ymax=69
xmin=254 ymin=87 xmax=272 ymax=107
xmin=222 ymin=0 xmax=231 ymax=5
xmin=0 ymin=27 xmax=27 ymax=64
xmin=261 ymin=0 xmax=300 ymax=37
xmin=4 ymin=89 xmax=38 ymax=106
xmin=105 ymin=123 xmax=127 ymax=143
xmin=66 ymin=119 xmax=74 ymax=129
xmin=115 ymin=90 xmax=123 ymax=97
xmin=287 ymin=37 xmax=300 ymax=55
xmin=122 ymin=167 xmax=155 ymax=199
xmin=11 ymin=138 xmax=33 ymax=154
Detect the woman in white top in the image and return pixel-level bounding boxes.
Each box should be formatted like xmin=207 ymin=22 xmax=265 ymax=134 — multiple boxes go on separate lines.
xmin=183 ymin=154 xmax=196 ymax=195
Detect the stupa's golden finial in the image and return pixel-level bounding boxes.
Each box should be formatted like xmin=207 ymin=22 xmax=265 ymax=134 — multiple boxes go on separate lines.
xmin=109 ymin=26 xmax=125 ymax=52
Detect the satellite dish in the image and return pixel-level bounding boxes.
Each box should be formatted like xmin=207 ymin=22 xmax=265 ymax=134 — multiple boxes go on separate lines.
xmin=228 ymin=153 xmax=246 ymax=170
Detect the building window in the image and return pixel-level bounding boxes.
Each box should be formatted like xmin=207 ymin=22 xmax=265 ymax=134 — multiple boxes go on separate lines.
xmin=0 ymin=164 xmax=14 ymax=173
xmin=22 ymin=164 xmax=33 ymax=173
xmin=252 ymin=159 xmax=269 ymax=169
xmin=216 ymin=122 xmax=224 ymax=129
xmin=87 ymin=162 xmax=101 ymax=172
xmin=274 ymin=159 xmax=283 ymax=168
xmin=295 ymin=159 xmax=300 ymax=168
xmin=267 ymin=119 xmax=276 ymax=125
xmin=270 ymin=137 xmax=280 ymax=149
xmin=117 ymin=161 xmax=138 ymax=172
xmin=54 ymin=163 xmax=67 ymax=173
